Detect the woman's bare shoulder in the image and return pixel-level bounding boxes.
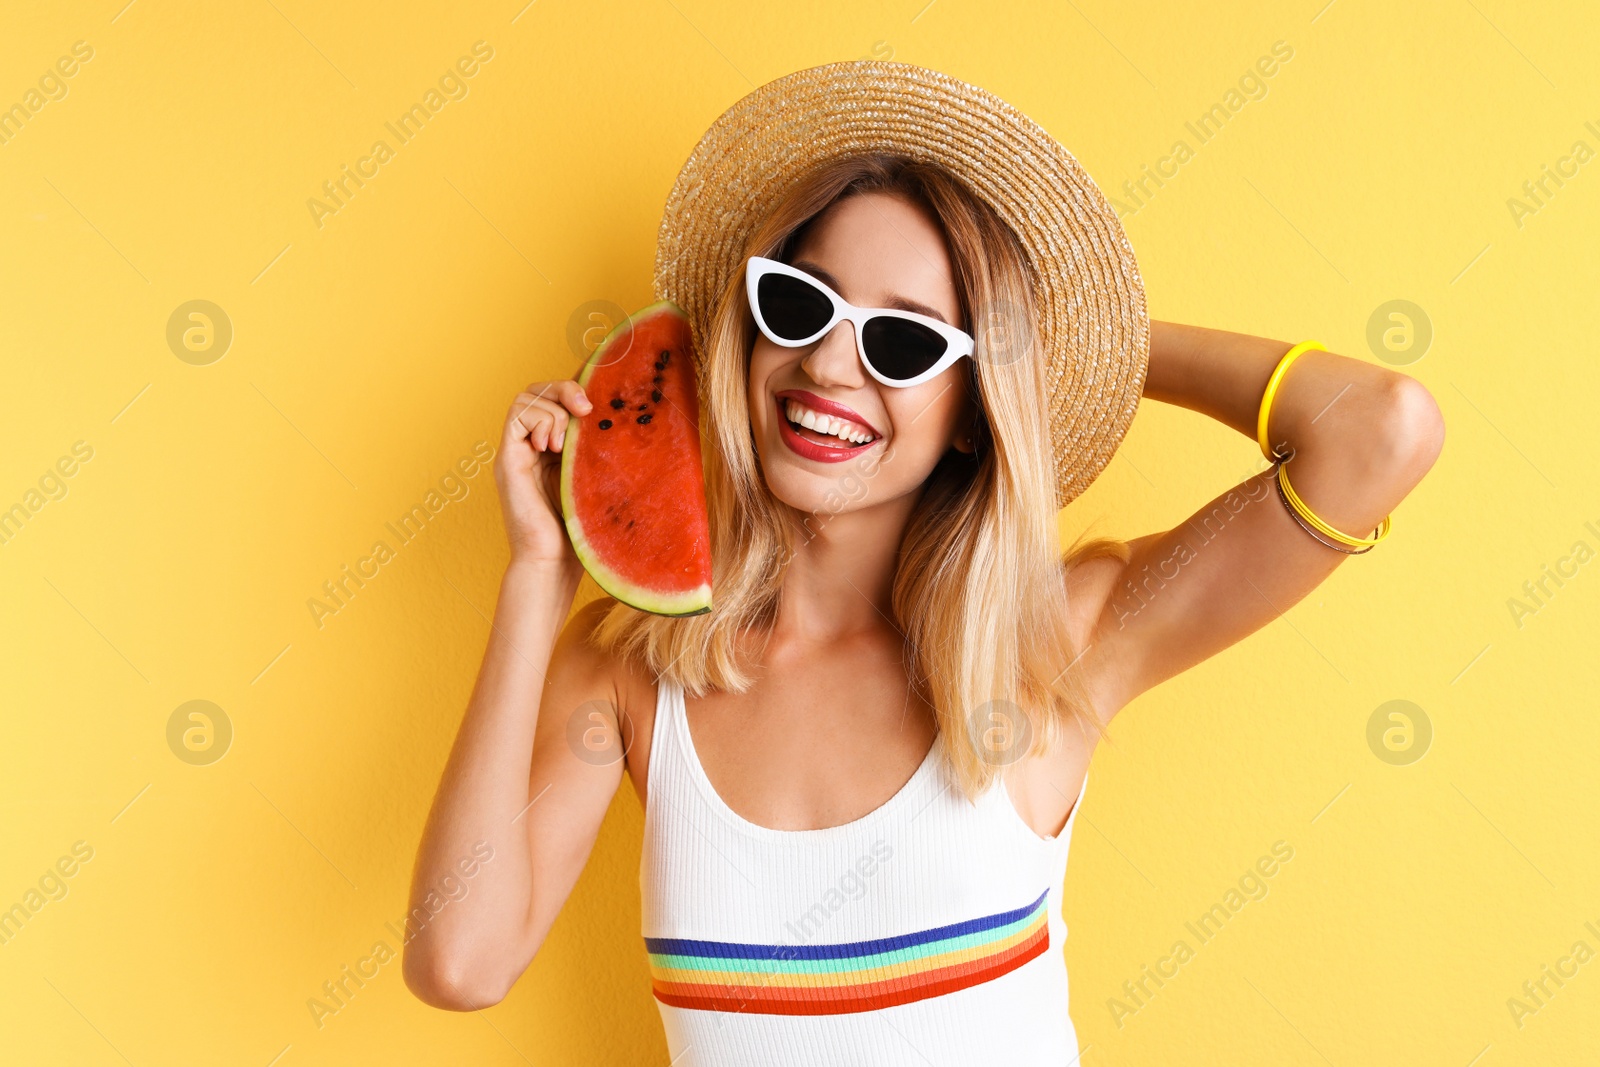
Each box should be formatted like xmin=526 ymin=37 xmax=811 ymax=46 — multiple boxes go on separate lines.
xmin=542 ymin=595 xmax=661 ymax=788
xmin=547 ymin=596 xmax=654 ymax=705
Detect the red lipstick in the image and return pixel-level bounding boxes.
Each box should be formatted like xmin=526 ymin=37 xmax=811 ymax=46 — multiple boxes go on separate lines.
xmin=773 ymin=393 xmax=881 ymax=464
xmin=775 ymin=390 xmax=881 ymax=437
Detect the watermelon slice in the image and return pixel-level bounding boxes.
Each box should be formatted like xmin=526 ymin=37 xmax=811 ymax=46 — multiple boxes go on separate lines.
xmin=559 ymin=301 xmax=713 ymax=617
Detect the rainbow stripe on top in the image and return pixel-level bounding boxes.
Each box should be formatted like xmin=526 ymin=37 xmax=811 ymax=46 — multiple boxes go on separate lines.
xmin=644 ymin=888 xmax=1051 ymax=1015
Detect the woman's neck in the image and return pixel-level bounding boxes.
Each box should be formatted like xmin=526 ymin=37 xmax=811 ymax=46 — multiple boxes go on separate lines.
xmin=772 ymin=491 xmax=921 ymax=644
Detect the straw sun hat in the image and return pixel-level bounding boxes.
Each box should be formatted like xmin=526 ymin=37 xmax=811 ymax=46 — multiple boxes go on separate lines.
xmin=653 ymin=59 xmax=1149 ymax=507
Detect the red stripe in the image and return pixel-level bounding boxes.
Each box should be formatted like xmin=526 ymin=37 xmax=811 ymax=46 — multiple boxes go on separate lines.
xmin=652 ymin=924 xmax=1049 ymax=1015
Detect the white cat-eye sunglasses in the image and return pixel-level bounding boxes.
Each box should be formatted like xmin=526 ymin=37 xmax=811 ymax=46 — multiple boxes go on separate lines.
xmin=745 ymin=256 xmax=975 ymax=388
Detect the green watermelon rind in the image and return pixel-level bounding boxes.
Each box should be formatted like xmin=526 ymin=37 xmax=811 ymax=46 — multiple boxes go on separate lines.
xmin=559 ymin=300 xmax=713 ymax=618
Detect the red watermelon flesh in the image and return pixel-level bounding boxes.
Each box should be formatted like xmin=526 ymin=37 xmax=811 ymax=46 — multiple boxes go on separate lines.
xmin=560 ymin=301 xmax=712 ymax=616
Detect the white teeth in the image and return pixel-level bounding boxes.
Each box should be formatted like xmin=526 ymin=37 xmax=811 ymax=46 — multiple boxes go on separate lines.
xmin=784 ymin=399 xmax=874 ymax=445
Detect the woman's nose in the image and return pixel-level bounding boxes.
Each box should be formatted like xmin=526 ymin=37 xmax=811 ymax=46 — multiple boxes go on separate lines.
xmin=800 ymin=320 xmax=866 ymax=387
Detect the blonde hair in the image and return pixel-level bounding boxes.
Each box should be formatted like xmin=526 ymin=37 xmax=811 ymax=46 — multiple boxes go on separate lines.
xmin=595 ymin=153 xmax=1126 ymax=802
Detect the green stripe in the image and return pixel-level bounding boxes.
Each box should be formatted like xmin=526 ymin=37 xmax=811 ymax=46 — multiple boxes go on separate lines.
xmin=648 ymin=902 xmax=1046 ymax=977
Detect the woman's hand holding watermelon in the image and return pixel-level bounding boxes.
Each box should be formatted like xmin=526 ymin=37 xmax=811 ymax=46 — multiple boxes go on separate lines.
xmin=496 ymin=380 xmax=592 ymax=567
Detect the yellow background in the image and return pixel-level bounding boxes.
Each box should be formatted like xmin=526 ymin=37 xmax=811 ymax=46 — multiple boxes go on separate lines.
xmin=2 ymin=1 xmax=1596 ymax=1063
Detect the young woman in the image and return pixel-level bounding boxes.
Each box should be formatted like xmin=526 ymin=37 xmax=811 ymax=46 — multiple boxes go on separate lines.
xmin=402 ymin=63 xmax=1443 ymax=1065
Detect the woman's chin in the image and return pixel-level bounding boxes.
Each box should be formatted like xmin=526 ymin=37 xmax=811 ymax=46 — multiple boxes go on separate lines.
xmin=760 ymin=465 xmax=846 ymax=514
xmin=759 ymin=452 xmax=915 ymax=522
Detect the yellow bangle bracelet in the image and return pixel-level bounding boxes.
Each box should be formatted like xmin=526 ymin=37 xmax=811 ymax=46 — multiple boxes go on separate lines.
xmin=1258 ymin=339 xmax=1393 ymax=550
xmin=1277 ymin=462 xmax=1392 ymax=548
xmin=1257 ymin=340 xmax=1327 ymax=460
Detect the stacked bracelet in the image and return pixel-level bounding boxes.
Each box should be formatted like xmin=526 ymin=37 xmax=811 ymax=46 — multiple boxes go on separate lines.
xmin=1259 ymin=340 xmax=1392 ymax=552
xmin=1271 ymin=461 xmax=1374 ymax=554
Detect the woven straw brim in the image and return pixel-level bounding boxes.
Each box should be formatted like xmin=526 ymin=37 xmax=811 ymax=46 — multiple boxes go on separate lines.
xmin=654 ymin=59 xmax=1148 ymax=507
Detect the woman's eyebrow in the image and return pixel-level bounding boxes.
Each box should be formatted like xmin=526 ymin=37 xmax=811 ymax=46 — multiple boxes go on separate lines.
xmin=791 ymin=259 xmax=950 ymax=324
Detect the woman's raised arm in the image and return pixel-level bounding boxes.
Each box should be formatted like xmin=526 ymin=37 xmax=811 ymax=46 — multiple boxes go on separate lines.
xmin=401 ymin=381 xmax=630 ymax=1010
xmin=1071 ymin=321 xmax=1446 ymax=719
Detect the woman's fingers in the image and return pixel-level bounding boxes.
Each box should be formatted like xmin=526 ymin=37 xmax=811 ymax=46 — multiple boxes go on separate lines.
xmin=506 ymin=394 xmax=573 ymax=451
xmin=503 ymin=395 xmax=545 ymax=454
xmin=524 ymin=380 xmax=593 ymax=418
xmin=506 ymin=382 xmax=593 ymax=452
xmin=513 ymin=395 xmax=565 ymax=451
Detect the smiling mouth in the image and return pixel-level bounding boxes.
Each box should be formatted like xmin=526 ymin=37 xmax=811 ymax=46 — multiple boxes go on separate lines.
xmin=775 ymin=396 xmax=880 ymax=454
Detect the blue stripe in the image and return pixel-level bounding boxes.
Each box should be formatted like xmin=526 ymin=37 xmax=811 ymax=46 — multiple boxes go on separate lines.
xmin=643 ymin=888 xmax=1049 ymax=961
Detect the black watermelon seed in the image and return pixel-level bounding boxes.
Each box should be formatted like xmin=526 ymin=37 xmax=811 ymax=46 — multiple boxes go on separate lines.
xmin=659 ymin=349 xmax=669 ymax=359
xmin=609 ymin=397 xmax=625 ymax=410
xmin=636 ymin=413 xmax=652 ymax=424
xmin=637 ymin=403 xmax=648 ymax=411
xmin=653 ymin=361 xmax=664 ymax=371
xmin=651 ymin=389 xmax=663 ymax=402
xmin=598 ymin=419 xmax=612 ymax=429
xmin=652 ymin=374 xmax=663 ymax=384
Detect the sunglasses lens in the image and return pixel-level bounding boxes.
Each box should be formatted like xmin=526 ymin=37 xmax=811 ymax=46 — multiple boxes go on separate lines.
xmin=756 ymin=272 xmax=833 ymax=342
xmin=861 ymin=316 xmax=949 ymax=382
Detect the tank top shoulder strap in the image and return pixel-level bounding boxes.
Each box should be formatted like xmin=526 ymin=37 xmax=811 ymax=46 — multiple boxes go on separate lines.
xmin=645 ymin=673 xmax=684 ymax=799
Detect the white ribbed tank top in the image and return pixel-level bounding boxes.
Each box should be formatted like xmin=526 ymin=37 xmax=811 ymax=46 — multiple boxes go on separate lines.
xmin=640 ymin=676 xmax=1088 ymax=1066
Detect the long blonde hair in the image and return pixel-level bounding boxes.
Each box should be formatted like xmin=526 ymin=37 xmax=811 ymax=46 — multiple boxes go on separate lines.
xmin=595 ymin=153 xmax=1126 ymax=802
